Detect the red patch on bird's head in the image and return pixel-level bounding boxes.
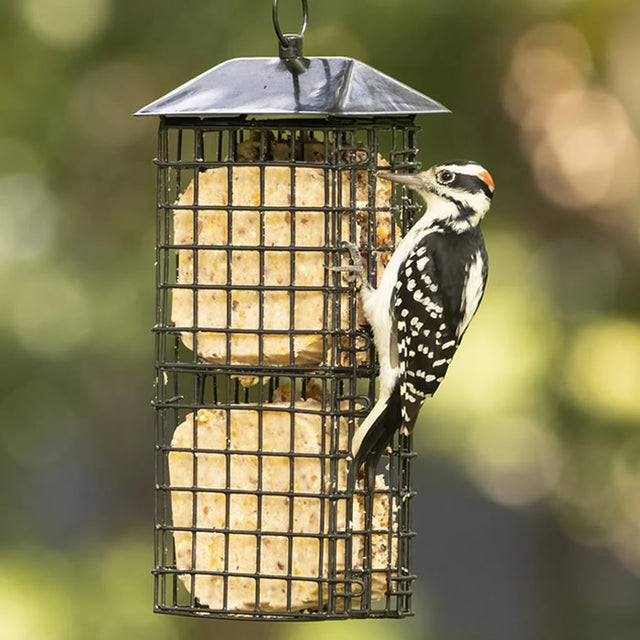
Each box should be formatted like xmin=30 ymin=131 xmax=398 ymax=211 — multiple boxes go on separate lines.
xmin=477 ymin=170 xmax=494 ymax=190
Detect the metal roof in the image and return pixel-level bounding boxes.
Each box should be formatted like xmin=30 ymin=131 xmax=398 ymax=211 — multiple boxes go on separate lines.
xmin=135 ymin=56 xmax=449 ymax=117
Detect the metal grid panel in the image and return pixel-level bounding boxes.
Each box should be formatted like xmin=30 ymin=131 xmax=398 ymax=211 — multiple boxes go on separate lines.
xmin=153 ymin=116 xmax=419 ymax=620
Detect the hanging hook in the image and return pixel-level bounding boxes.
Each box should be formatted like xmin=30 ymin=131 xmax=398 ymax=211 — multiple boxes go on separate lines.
xmin=273 ymin=0 xmax=309 ymax=74
xmin=272 ymin=0 xmax=308 ymax=46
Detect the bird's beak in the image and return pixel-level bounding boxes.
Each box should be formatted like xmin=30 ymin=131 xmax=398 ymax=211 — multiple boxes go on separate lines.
xmin=377 ymin=172 xmax=425 ymax=189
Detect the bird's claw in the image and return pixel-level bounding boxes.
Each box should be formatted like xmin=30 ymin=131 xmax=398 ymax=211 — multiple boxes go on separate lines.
xmin=325 ymin=241 xmax=367 ymax=284
xmin=340 ymin=241 xmax=366 ymax=269
xmin=326 ymin=265 xmax=360 ymax=283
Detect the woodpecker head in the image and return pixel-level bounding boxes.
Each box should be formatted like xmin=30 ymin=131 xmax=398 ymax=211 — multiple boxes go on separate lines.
xmin=379 ymin=160 xmax=494 ymax=232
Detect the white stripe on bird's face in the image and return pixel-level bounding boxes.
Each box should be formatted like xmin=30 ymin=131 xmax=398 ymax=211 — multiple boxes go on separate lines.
xmin=379 ymin=161 xmax=494 ymax=233
xmin=437 ymin=160 xmax=493 ymax=182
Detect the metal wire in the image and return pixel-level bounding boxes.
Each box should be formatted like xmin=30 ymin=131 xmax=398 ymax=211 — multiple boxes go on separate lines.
xmin=153 ymin=116 xmax=419 ymax=620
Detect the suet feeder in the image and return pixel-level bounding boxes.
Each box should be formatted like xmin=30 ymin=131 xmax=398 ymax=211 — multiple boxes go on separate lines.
xmin=137 ymin=0 xmax=448 ymax=620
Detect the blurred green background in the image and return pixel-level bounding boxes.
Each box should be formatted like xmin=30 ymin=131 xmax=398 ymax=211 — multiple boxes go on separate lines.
xmin=2 ymin=0 xmax=640 ymax=638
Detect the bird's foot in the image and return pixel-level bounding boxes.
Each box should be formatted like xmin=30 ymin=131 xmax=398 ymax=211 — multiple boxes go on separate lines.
xmin=326 ymin=241 xmax=368 ymax=284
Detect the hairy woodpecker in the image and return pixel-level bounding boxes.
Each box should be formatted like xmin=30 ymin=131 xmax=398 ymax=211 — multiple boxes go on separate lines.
xmin=343 ymin=160 xmax=494 ymax=495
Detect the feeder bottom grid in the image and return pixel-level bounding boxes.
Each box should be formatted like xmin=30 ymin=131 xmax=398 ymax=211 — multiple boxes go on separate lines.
xmin=168 ymin=400 xmax=398 ymax=611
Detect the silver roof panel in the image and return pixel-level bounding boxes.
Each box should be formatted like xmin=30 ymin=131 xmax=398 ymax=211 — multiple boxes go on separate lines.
xmin=135 ymin=57 xmax=449 ymax=117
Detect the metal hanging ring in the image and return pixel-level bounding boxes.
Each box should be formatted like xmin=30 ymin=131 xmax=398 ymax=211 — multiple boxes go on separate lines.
xmin=273 ymin=0 xmax=308 ymax=47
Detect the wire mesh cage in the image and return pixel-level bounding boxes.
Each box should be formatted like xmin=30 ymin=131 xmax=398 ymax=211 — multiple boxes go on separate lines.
xmin=138 ymin=2 xmax=448 ymax=621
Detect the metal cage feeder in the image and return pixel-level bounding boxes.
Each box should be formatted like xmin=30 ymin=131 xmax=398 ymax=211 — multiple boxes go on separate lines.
xmin=137 ymin=1 xmax=448 ymax=621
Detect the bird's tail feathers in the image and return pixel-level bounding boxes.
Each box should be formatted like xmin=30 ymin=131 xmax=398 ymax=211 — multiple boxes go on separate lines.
xmin=350 ymin=383 xmax=402 ymax=492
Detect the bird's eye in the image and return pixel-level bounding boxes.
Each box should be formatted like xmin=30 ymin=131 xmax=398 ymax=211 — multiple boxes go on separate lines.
xmin=437 ymin=170 xmax=455 ymax=185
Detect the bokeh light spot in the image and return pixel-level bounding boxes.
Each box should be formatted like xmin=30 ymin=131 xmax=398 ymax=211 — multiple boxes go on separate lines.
xmin=529 ymin=89 xmax=639 ymax=209
xmin=565 ymin=319 xmax=640 ymax=421
xmin=20 ymin=0 xmax=111 ymax=48
xmin=0 ymin=552 xmax=73 ymax=640
xmin=503 ymin=21 xmax=640 ymax=210
xmin=0 ymin=174 xmax=57 ymax=266
xmin=465 ymin=416 xmax=562 ymax=506
xmin=503 ymin=22 xmax=592 ymax=120
xmin=12 ymin=274 xmax=92 ymax=359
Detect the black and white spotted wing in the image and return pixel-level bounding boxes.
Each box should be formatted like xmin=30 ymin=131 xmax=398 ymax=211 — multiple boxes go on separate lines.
xmin=392 ymin=236 xmax=461 ymax=428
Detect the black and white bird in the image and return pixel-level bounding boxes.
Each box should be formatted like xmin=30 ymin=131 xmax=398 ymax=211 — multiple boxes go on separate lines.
xmin=343 ymin=160 xmax=494 ymax=496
